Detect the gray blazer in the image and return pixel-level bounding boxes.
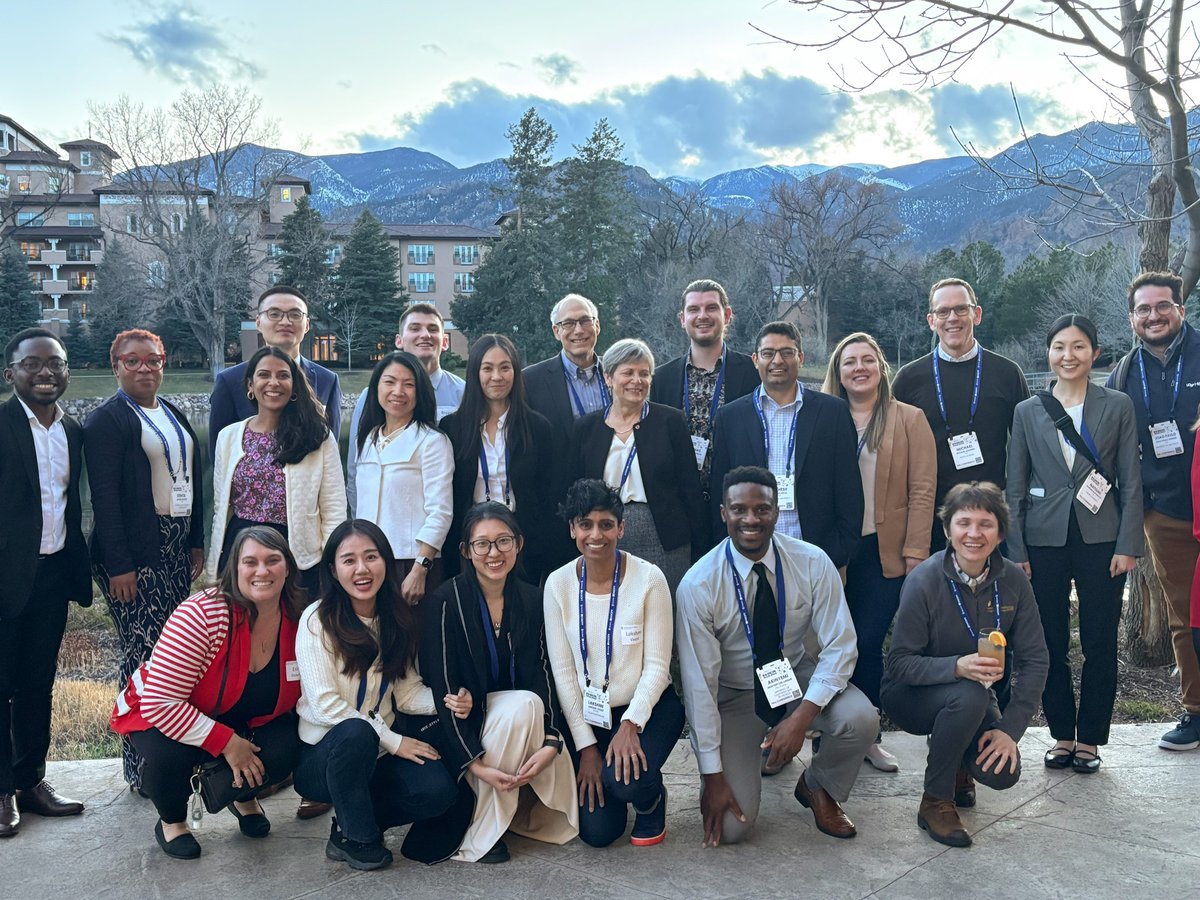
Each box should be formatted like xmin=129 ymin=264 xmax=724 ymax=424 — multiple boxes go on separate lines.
xmin=1005 ymin=382 xmax=1144 ymax=562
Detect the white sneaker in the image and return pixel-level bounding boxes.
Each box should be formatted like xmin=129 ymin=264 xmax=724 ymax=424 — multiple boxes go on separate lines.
xmin=865 ymin=742 xmax=900 ymax=772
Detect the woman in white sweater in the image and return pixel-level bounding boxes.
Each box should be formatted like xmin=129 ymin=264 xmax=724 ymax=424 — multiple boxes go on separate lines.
xmin=294 ymin=519 xmax=471 ymax=871
xmin=543 ymin=479 xmax=685 ymax=848
xmin=354 ymin=351 xmax=454 ymax=604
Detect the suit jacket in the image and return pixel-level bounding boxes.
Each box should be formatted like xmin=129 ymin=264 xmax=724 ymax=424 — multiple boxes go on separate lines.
xmin=572 ymin=402 xmax=707 ymax=557
xmin=0 ymin=395 xmax=92 ymax=619
xmin=649 ymin=347 xmax=760 ymax=411
xmin=208 ymin=355 xmax=341 ymax=460
xmin=439 ymin=408 xmax=557 ymax=580
xmin=708 ymin=388 xmax=863 ymax=568
xmin=1005 ymin=382 xmax=1145 ymax=562
xmin=84 ymin=393 xmax=205 ymax=576
xmin=870 ymin=401 xmax=938 ymax=578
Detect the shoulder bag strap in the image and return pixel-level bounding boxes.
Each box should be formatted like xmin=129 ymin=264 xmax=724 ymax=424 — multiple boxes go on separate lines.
xmin=1036 ymin=391 xmax=1109 ymax=483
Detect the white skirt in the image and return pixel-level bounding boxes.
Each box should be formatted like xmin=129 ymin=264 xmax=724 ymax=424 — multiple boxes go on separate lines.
xmin=453 ymin=690 xmax=579 ymax=862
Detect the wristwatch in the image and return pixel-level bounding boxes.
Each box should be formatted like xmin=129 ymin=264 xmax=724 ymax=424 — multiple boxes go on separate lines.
xmin=415 ymin=556 xmax=433 ymax=570
xmin=542 ymin=736 xmax=564 ymax=753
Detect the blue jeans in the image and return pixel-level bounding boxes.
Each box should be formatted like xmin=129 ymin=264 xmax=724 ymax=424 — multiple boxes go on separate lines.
xmin=294 ymin=718 xmax=456 ymax=844
xmin=572 ymin=688 xmax=685 ymax=848
xmin=844 ymin=533 xmax=904 ymax=713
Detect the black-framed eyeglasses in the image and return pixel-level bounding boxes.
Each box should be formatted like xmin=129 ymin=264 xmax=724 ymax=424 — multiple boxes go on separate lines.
xmin=10 ymin=357 xmax=68 ymax=373
xmin=555 ymin=316 xmax=597 ymax=332
xmin=261 ymin=308 xmax=307 ymax=323
xmin=755 ymin=348 xmax=798 ymax=361
xmin=1132 ymin=301 xmax=1180 ymax=319
xmin=931 ymin=304 xmax=976 ymax=321
xmin=468 ymin=536 xmax=517 ymax=555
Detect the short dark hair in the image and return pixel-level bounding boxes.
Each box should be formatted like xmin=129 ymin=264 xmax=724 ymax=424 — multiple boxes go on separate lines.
xmin=682 ymin=279 xmax=730 ymax=310
xmin=399 ymin=302 xmax=444 ymax=331
xmin=558 ymin=478 xmax=623 ymax=524
xmin=938 ymin=481 xmax=1009 ymax=539
xmin=256 ymin=284 xmax=309 ymax=311
xmin=928 ymin=277 xmax=978 ymax=312
xmin=1127 ymin=271 xmax=1184 ymax=310
xmin=1045 ymin=314 xmax=1099 ymax=350
xmin=755 ymin=320 xmax=802 ymax=352
xmin=722 ymin=466 xmax=777 ymax=504
xmin=5 ymin=327 xmax=64 ymax=365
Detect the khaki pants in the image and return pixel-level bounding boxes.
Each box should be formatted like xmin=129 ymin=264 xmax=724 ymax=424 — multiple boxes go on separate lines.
xmin=1144 ymin=510 xmax=1200 ymax=714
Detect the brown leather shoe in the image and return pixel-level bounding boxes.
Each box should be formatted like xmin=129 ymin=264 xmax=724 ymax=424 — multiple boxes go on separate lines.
xmin=917 ymin=793 xmax=971 ymax=847
xmin=954 ymin=767 xmax=976 ymax=808
xmin=0 ymin=794 xmax=18 ymax=837
xmin=16 ymin=781 xmax=83 ymax=817
xmin=296 ymin=798 xmax=333 ymax=820
xmin=793 ymin=775 xmax=856 ymax=838
xmin=256 ymin=773 xmax=294 ymax=800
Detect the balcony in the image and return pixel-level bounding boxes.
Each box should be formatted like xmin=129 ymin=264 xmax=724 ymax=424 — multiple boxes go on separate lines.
xmin=66 ymin=247 xmax=99 ymax=262
xmin=39 ymin=279 xmax=68 ymax=294
xmin=67 ymin=278 xmax=95 ymax=292
xmin=40 ymin=249 xmax=66 ymax=265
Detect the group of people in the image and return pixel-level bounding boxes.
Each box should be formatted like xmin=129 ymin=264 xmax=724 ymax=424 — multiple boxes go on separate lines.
xmin=1 ymin=269 xmax=1198 ymax=864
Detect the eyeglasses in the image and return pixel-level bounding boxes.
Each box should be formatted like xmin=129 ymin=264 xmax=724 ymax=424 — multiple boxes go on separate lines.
xmin=468 ymin=536 xmax=517 ymax=555
xmin=1132 ymin=301 xmax=1180 ymax=319
xmin=555 ymin=316 xmax=597 ymax=332
xmin=10 ymin=357 xmax=68 ymax=373
xmin=118 ymin=354 xmax=166 ymax=371
xmin=755 ymin=348 xmax=799 ymax=361
xmin=931 ymin=304 xmax=977 ymax=321
xmin=261 ymin=308 xmax=307 ymax=323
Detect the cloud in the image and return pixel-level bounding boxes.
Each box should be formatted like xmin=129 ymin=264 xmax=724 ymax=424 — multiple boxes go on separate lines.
xmin=421 ymin=43 xmax=445 ymax=56
xmin=336 ymin=79 xmax=353 ymax=90
xmin=106 ymin=4 xmax=261 ymax=84
xmin=534 ymin=53 xmax=580 ymax=86
xmin=929 ymin=83 xmax=1067 ymax=153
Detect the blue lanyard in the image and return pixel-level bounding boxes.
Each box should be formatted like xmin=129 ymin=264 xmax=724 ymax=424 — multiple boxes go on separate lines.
xmin=478 ymin=428 xmax=511 ymax=507
xmin=946 ymin=578 xmax=1001 ymax=641
xmin=563 ymin=357 xmax=610 ymax=417
xmin=1076 ymin=416 xmax=1108 ymax=480
xmin=856 ymin=431 xmax=868 ymax=458
xmin=752 ymin=385 xmax=802 ymax=477
xmin=1136 ymin=345 xmax=1185 ymax=423
xmin=725 ymin=539 xmax=787 ymax=663
xmin=606 ymin=401 xmax=649 ymax=490
xmin=356 ymin=669 xmax=387 ymax=716
xmin=119 ymin=390 xmax=189 ymax=483
xmin=476 ymin=590 xmax=516 ymax=686
xmin=683 ymin=344 xmax=727 ymax=422
xmin=931 ymin=349 xmax=983 ymax=437
xmin=578 ymin=549 xmax=621 ymax=689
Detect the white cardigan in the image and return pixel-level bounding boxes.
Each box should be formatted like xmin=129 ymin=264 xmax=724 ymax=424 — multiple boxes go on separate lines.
xmin=206 ymin=419 xmax=347 ymax=579
xmin=354 ymin=423 xmax=454 ymax=558
xmin=295 ymin=602 xmax=434 ymax=756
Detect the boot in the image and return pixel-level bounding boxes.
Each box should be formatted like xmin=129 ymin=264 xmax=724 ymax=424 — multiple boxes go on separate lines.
xmin=917 ymin=793 xmax=971 ymax=848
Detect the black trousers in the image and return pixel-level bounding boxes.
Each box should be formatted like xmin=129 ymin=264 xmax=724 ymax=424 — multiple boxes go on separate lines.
xmin=129 ymin=711 xmax=299 ymax=824
xmin=0 ymin=554 xmax=71 ymax=794
xmin=1027 ymin=513 xmax=1125 ymax=746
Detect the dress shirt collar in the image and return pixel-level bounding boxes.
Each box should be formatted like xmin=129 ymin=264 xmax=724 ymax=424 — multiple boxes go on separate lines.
xmin=560 ymin=349 xmax=600 ymax=381
xmin=1137 ymin=321 xmax=1189 ymax=364
xmin=687 ymin=343 xmax=726 ymax=374
xmin=17 ymin=395 xmax=65 ymax=429
xmin=482 ymin=409 xmax=508 ymax=440
xmin=757 ymin=381 xmax=804 ymax=412
xmin=726 ymin=537 xmax=778 ymax=585
xmin=429 ymin=366 xmax=445 ymax=389
xmin=936 ymin=339 xmax=980 ymax=363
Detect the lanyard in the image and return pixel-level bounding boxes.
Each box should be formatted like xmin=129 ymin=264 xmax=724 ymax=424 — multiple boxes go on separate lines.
xmin=478 ymin=429 xmax=511 ymax=506
xmin=946 ymin=578 xmax=1001 ymax=641
xmin=563 ymin=357 xmax=610 ymax=417
xmin=476 ymin=590 xmax=516 ymax=686
xmin=683 ymin=344 xmax=728 ymax=423
xmin=725 ymin=539 xmax=787 ymax=663
xmin=856 ymin=430 xmax=868 ymax=458
xmin=356 ymin=669 xmax=387 ymax=716
xmin=752 ymin=384 xmax=803 ymax=477
xmin=931 ymin=349 xmax=983 ymax=437
xmin=578 ymin=549 xmax=621 ymax=689
xmin=119 ymin=390 xmax=188 ymax=483
xmin=606 ymin=401 xmax=649 ymax=490
xmin=1136 ymin=345 xmax=1185 ymax=423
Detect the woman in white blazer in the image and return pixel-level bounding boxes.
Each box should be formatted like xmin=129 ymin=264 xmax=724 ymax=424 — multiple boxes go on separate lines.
xmin=207 ymin=346 xmax=347 ymax=595
xmin=1006 ymin=315 xmax=1143 ymax=775
xmin=355 ymin=350 xmax=454 ymax=604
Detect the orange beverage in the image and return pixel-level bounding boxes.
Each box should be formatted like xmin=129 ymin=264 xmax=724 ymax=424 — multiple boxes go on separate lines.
xmin=978 ymin=630 xmax=1006 ymax=667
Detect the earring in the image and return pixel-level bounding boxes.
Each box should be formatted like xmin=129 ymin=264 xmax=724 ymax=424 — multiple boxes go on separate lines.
xmin=290 ymin=392 xmax=298 ymax=401
xmin=246 ymin=390 xmax=253 ymax=400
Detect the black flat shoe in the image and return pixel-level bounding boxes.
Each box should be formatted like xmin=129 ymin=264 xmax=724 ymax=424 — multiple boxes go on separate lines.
xmin=479 ymin=838 xmax=510 ymax=864
xmin=1044 ymin=747 xmax=1075 ymax=769
xmin=1071 ymin=750 xmax=1101 ymax=774
xmin=228 ymin=801 xmax=271 ymax=837
xmin=155 ymin=820 xmax=201 ymax=859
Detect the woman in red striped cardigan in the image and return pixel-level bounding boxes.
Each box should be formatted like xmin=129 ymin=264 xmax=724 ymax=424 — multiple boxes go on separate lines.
xmin=111 ymin=526 xmax=307 ymax=859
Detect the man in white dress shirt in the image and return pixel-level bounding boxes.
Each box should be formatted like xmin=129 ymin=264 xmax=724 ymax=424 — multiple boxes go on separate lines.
xmin=676 ymin=466 xmax=876 ymax=846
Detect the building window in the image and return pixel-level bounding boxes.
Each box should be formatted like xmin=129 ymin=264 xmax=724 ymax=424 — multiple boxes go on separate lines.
xmin=147 ymin=261 xmax=166 ymax=287
xmin=16 ymin=212 xmax=44 ymax=227
xmin=78 ymin=302 xmax=88 ymax=320
xmin=453 ymin=244 xmax=479 ymax=265
xmin=66 ymin=243 xmax=92 ymax=262
xmin=268 ymin=243 xmax=282 ymax=257
xmin=67 ymin=212 xmax=95 ymax=228
xmin=126 ymin=214 xmax=139 ymax=233
xmin=312 ymin=334 xmax=338 ymax=362
xmin=408 ymin=272 xmax=436 ymax=293
xmin=47 ymin=175 xmax=61 ymax=194
xmin=325 ymin=245 xmax=343 ymax=265
xmin=16 ymin=175 xmax=30 ymax=192
xmin=69 ymin=273 xmax=93 ymax=291
xmin=407 ymin=244 xmax=434 ymax=265
xmin=280 ymin=187 xmax=292 ymax=202
xmin=79 ymin=151 xmax=92 ymax=167
xmin=269 ymin=271 xmax=282 ymax=285
xmin=172 ymin=213 xmax=183 ymax=233
xmin=454 ymin=272 xmax=476 ymax=294
xmin=18 ymin=241 xmax=41 ymax=260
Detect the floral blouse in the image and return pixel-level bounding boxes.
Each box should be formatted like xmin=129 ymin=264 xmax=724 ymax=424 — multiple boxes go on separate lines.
xmin=231 ymin=427 xmax=288 ymax=524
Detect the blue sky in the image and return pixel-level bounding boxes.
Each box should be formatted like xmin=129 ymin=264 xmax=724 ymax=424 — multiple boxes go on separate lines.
xmin=9 ymin=0 xmax=1106 ymax=178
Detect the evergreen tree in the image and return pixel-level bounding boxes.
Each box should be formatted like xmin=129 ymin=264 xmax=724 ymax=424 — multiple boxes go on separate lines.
xmin=277 ymin=195 xmax=333 ymax=315
xmin=501 ymin=107 xmax=557 ymax=228
xmin=328 ymin=210 xmax=401 ymax=370
xmin=87 ymin=239 xmax=155 ymax=366
xmin=0 ymin=238 xmax=39 ymax=340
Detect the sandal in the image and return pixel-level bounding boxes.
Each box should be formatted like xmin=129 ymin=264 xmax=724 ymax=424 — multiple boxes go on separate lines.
xmin=1044 ymin=747 xmax=1075 ymax=769
xmin=1071 ymin=749 xmax=1101 ymax=774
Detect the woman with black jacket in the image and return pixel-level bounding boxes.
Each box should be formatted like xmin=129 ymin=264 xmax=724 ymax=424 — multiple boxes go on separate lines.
xmin=421 ymin=502 xmax=578 ymax=864
xmin=440 ymin=334 xmax=555 ymax=582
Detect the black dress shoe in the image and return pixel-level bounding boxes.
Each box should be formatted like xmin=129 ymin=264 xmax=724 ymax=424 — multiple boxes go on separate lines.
xmin=228 ymin=801 xmax=271 ymax=837
xmin=155 ymin=820 xmax=201 ymax=859
xmin=479 ymin=838 xmax=510 ymax=864
xmin=1044 ymin=747 xmax=1075 ymax=770
xmin=16 ymin=781 xmax=83 ymax=817
xmin=1071 ymin=750 xmax=1101 ymax=774
xmin=0 ymin=794 xmax=19 ymax=837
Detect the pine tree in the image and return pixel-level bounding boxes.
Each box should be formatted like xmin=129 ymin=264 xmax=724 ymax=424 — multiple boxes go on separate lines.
xmin=87 ymin=239 xmax=154 ymax=366
xmin=328 ymin=210 xmax=401 ymax=370
xmin=0 ymin=238 xmax=40 ymax=339
xmin=277 ymin=195 xmax=333 ymax=315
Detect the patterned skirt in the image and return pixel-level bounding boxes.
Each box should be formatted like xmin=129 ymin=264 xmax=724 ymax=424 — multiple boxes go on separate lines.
xmin=617 ymin=502 xmax=690 ymax=599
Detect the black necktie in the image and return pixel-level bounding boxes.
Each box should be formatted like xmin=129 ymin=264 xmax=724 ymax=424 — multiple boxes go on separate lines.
xmin=751 ymin=562 xmax=785 ymax=726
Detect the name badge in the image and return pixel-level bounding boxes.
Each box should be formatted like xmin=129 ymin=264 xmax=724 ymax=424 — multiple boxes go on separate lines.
xmin=1150 ymin=420 xmax=1185 ymax=458
xmin=170 ymin=480 xmax=193 ymax=518
xmin=620 ymin=624 xmax=642 ymax=646
xmin=777 ymin=473 xmax=796 ymax=511
xmin=690 ymin=434 xmax=709 ymax=469
xmin=582 ymin=684 xmax=612 ymax=729
xmin=756 ymin=657 xmax=803 ymax=709
xmin=286 ymin=660 xmax=301 ymax=682
xmin=1076 ymin=471 xmax=1111 ymax=515
xmin=949 ymin=432 xmax=985 ymax=470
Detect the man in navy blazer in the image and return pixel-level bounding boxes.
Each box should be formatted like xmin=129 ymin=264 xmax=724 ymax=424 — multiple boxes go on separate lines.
xmin=208 ymin=285 xmax=342 ymax=459
xmin=708 ymin=321 xmax=863 ymax=569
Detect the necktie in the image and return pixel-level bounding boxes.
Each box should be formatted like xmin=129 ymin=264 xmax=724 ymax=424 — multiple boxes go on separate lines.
xmin=751 ymin=562 xmax=785 ymax=726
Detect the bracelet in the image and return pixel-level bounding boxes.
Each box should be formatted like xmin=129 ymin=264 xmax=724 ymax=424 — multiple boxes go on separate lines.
xmin=542 ymin=736 xmax=564 ymax=753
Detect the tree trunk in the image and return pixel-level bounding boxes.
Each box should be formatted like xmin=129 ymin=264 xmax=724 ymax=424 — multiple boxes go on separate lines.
xmin=1120 ymin=556 xmax=1176 ymax=667
xmin=208 ymin=331 xmax=224 ymax=381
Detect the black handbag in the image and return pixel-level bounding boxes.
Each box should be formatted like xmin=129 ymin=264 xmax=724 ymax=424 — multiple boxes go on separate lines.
xmin=190 ymin=604 xmax=243 ymax=814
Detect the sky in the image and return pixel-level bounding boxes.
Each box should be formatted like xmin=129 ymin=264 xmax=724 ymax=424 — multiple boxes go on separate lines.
xmin=6 ymin=0 xmax=1131 ymax=180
